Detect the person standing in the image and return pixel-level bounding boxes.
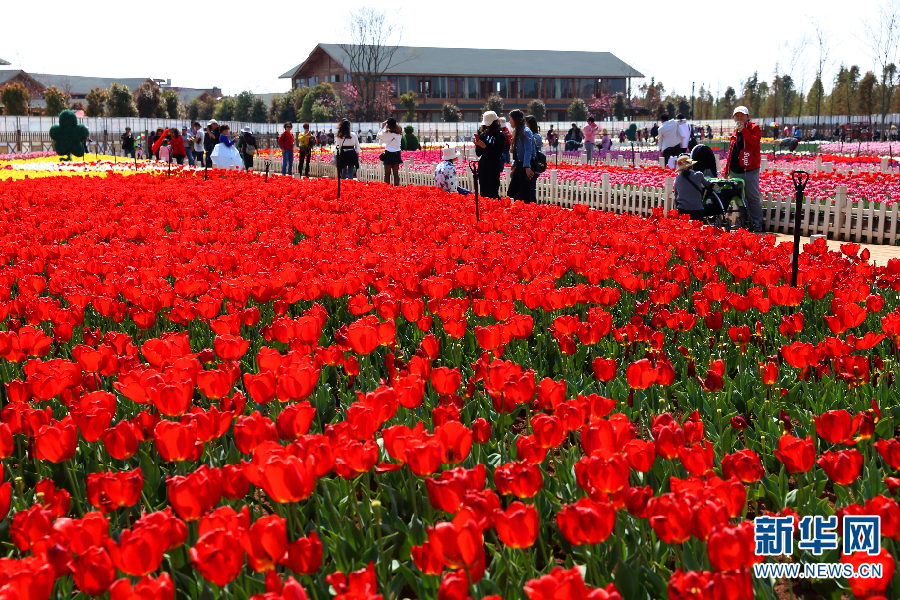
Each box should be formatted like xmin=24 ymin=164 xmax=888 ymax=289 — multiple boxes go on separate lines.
xmin=278 ymin=122 xmax=295 ymax=176
xmin=525 ymin=115 xmax=542 ymax=203
xmin=676 ymin=113 xmax=691 ymax=153
xmin=238 ymin=127 xmax=257 ymax=171
xmin=297 ymin=123 xmax=316 ymax=178
xmin=334 ymin=119 xmax=360 ymax=179
xmin=191 ymin=122 xmax=205 ymax=168
xmin=546 ymin=126 xmax=558 ymax=150
xmin=204 ymin=120 xmax=219 ymax=167
xmin=182 ymin=127 xmax=195 ymax=167
xmin=327 ymin=129 xmax=335 ymax=146
xmin=505 ymin=109 xmax=534 ymax=203
xmin=473 ymin=111 xmax=508 ymax=199
xmin=650 ymin=122 xmax=659 ymax=143
xmin=657 ymin=114 xmax=681 ymax=166
xmin=377 ymin=117 xmax=403 ymax=186
xmin=121 ymin=127 xmax=135 ymax=158
xmin=583 ymin=116 xmax=599 ymax=163
xmin=724 ymin=106 xmax=763 ymax=233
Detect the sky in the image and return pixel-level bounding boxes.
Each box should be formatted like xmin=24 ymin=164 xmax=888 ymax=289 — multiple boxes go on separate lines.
xmin=1 ymin=0 xmax=893 ymax=99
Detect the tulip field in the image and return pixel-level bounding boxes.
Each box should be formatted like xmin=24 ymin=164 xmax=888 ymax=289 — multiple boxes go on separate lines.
xmin=3 ymin=164 xmax=900 ymax=600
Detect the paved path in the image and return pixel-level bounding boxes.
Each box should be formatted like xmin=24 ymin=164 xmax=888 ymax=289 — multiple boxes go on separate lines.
xmin=772 ymin=233 xmax=900 ymax=265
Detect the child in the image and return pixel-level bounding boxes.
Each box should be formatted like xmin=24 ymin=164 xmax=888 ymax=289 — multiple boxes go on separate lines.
xmin=673 ymin=154 xmax=712 ymax=221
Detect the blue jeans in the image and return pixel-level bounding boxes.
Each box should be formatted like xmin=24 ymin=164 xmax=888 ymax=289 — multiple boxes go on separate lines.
xmin=340 ymin=166 xmax=355 ymax=179
xmin=186 ymin=149 xmax=196 ymax=167
xmin=282 ymin=149 xmax=293 ymax=175
xmin=457 ymin=187 xmax=471 ymax=195
xmin=123 ymin=147 xmax=135 ymax=158
xmin=584 ymin=141 xmax=595 ymax=162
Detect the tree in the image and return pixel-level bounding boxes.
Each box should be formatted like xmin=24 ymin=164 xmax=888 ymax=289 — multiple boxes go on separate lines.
xmin=343 ymin=83 xmax=392 ymax=122
xmin=858 ymin=71 xmax=878 ymax=121
xmin=336 ymin=6 xmax=416 ymax=121
xmin=250 ymin=98 xmax=268 ymax=123
xmin=676 ymin=98 xmax=691 ymax=117
xmin=214 ymin=97 xmax=236 ymax=121
xmin=135 ymin=81 xmax=161 ymax=118
xmin=43 ymin=86 xmax=68 ymax=117
xmin=483 ymin=94 xmax=504 ymax=115
xmin=859 ymin=0 xmax=900 ymax=138
xmin=722 ymin=86 xmax=737 ymax=117
xmin=186 ymin=98 xmax=202 ymax=121
xmin=160 ymin=89 xmax=181 ymax=119
xmin=85 ymin=87 xmax=108 ymax=117
xmin=271 ymin=90 xmax=298 ymax=123
xmin=527 ymin=99 xmax=545 ymax=121
xmin=70 ymin=101 xmax=85 ymax=112
xmin=49 ymin=110 xmax=89 ymax=160
xmin=742 ymin=72 xmax=763 ymax=117
xmin=567 ymin=99 xmax=588 ymax=121
xmin=588 ymin=93 xmax=614 ymax=120
xmin=199 ymin=98 xmax=217 ymax=120
xmin=399 ymin=90 xmax=418 ymax=121
xmin=0 ymin=83 xmax=29 ymax=115
xmin=107 ymin=83 xmax=137 ymax=117
xmin=666 ymin=101 xmax=676 ymax=119
xmin=811 ymin=19 xmax=834 ymax=129
xmin=299 ymin=83 xmax=341 ymax=122
xmin=232 ymin=91 xmax=256 ymax=122
xmin=441 ymin=103 xmax=461 ymax=123
xmin=779 ymin=75 xmax=797 ymax=123
xmin=613 ymin=93 xmax=627 ymax=121
xmin=311 ymin=100 xmax=336 ymax=123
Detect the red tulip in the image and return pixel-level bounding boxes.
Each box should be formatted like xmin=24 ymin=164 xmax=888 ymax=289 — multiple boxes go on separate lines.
xmin=110 ymin=573 xmax=175 ymax=600
xmin=105 ymin=525 xmax=166 ymax=576
xmin=814 ymin=409 xmax=861 ymax=444
xmin=707 ymin=522 xmax=758 ymax=571
xmin=281 ymin=531 xmax=323 ymax=575
xmin=427 ymin=512 xmax=486 ymax=582
xmin=556 ymin=498 xmax=616 ymax=545
xmin=494 ymin=501 xmax=539 ymax=548
xmin=842 ymin=548 xmax=895 ymax=598
xmin=34 ymin=418 xmax=77 ymax=462
xmin=242 ymin=515 xmax=288 ymax=572
xmin=438 ymin=569 xmax=470 ymax=600
xmin=774 ymin=434 xmax=816 ymax=473
xmin=190 ymin=529 xmax=244 ymax=587
xmin=72 ymin=546 xmax=117 ymax=596
xmin=167 ymin=465 xmax=223 ymax=521
xmin=494 ymin=461 xmax=543 ymax=498
xmin=817 ymin=449 xmax=864 ymax=485
xmin=624 ymin=438 xmax=656 ymax=472
xmin=678 ymin=441 xmax=715 ymax=477
xmin=875 ymin=438 xmax=900 ymax=470
xmin=647 ymin=493 xmax=692 ymax=544
xmin=412 ymin=540 xmax=444 ymax=575
xmin=721 ymin=449 xmax=765 ymax=483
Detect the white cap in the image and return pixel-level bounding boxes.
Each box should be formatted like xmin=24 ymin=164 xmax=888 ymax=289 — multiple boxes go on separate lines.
xmin=480 ymin=111 xmax=499 ymax=126
xmin=733 ymin=106 xmax=749 ymax=116
xmin=208 ymin=119 xmax=218 ymax=125
xmin=241 ymin=126 xmax=251 ymax=133
xmin=441 ymin=146 xmax=460 ymax=161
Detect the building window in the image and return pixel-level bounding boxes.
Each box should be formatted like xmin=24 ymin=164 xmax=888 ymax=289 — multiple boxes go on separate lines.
xmin=509 ymin=78 xmax=520 ymax=100
xmin=432 ymin=76 xmax=448 ymax=99
xmin=465 ymin=77 xmax=480 ymax=99
xmin=479 ymin=78 xmax=492 ymax=98
xmin=547 ymin=78 xmax=562 ymax=100
xmin=607 ymin=78 xmax=625 ymax=95
xmin=343 ymin=74 xmax=352 ymax=82
xmin=464 ymin=111 xmax=480 ymax=122
xmin=309 ymin=76 xmax=319 ymax=86
xmin=581 ymin=79 xmax=597 ymax=98
xmin=523 ymin=78 xmax=540 ymax=99
xmin=494 ymin=77 xmax=508 ymax=98
xmin=418 ymin=78 xmax=431 ymax=98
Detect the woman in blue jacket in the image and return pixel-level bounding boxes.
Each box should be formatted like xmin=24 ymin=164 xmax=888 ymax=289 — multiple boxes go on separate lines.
xmin=506 ymin=109 xmax=534 ymax=202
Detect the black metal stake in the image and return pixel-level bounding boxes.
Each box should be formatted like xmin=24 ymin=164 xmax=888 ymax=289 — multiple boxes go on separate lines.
xmin=790 ymin=170 xmax=810 ymax=287
xmin=468 ymin=160 xmax=480 ymax=222
xmin=264 ymin=160 xmax=270 ymax=183
xmin=631 ymin=142 xmax=635 ymax=168
xmin=336 ymin=144 xmax=343 ymax=199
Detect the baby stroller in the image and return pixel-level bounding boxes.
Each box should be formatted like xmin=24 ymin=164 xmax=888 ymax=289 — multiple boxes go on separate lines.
xmin=690 ymin=144 xmax=718 ymax=177
xmin=779 ymin=137 xmax=799 ymax=152
xmin=701 ymin=178 xmax=749 ymax=231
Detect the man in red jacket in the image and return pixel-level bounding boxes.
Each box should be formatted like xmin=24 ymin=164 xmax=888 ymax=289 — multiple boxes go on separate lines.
xmin=278 ymin=122 xmax=295 ymax=176
xmin=725 ymin=106 xmax=763 ymax=232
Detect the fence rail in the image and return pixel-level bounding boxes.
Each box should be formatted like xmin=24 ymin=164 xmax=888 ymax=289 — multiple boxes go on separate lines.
xmin=250 ymin=154 xmax=896 ymax=246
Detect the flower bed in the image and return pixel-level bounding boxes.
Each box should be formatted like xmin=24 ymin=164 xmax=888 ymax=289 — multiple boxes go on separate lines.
xmin=0 ymin=158 xmax=179 ymax=180
xmin=0 ymin=151 xmax=58 ymax=161
xmin=1 ymin=171 xmax=900 ymax=600
xmin=819 ymin=142 xmax=900 ymax=156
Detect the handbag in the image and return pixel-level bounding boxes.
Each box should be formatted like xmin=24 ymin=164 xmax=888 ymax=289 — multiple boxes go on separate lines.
xmin=244 ymin=144 xmax=257 ymax=156
xmin=533 ymin=145 xmax=548 ymax=174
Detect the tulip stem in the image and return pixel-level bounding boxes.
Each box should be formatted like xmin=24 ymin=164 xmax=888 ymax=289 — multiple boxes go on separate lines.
xmin=65 ymin=460 xmax=84 ymax=515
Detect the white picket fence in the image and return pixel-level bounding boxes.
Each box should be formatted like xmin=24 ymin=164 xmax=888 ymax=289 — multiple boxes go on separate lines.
xmin=251 ymin=155 xmax=899 ymax=246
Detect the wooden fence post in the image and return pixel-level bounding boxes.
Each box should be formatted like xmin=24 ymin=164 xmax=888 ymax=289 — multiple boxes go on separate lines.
xmin=663 ymin=177 xmax=674 ymax=213
xmin=832 ymin=185 xmax=847 ymax=241
xmin=815 ymin=156 xmax=822 ymax=171
xmin=658 ymin=157 xmax=665 ymax=169
xmin=882 ymin=157 xmax=890 ymax=173
xmin=602 ymin=173 xmax=610 ymax=211
xmin=550 ymin=170 xmax=558 ymax=205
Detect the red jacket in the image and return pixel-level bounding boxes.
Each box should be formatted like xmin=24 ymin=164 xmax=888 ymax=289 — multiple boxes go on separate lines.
xmin=278 ymin=131 xmax=294 ymax=150
xmin=724 ymin=120 xmax=761 ymax=174
xmin=152 ymin=128 xmax=186 ymax=156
